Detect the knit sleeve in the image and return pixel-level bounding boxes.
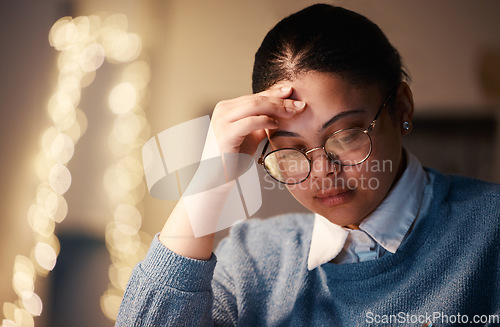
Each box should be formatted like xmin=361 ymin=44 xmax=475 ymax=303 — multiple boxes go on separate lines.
xmin=115 ymin=234 xmax=222 ymax=327
xmin=211 ymin=238 xmax=239 ymax=326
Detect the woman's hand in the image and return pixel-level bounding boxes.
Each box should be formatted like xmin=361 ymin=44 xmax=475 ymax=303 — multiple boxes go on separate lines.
xmin=159 ymin=87 xmax=305 ymax=260
xmin=210 ymin=86 xmax=306 ymax=158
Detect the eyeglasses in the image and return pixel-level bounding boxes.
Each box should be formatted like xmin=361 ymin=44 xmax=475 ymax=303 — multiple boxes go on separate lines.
xmin=258 ymin=91 xmax=394 ymax=185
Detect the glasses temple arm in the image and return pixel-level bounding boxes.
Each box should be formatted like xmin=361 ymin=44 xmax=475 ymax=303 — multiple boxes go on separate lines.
xmin=258 ymin=140 xmax=270 ymax=165
xmin=366 ymin=89 xmax=397 ymax=132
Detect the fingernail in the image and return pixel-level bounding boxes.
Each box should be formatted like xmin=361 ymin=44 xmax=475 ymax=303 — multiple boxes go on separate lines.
xmin=281 ymin=86 xmax=292 ymax=92
xmin=294 ymin=101 xmax=305 ymax=109
xmin=286 ymin=108 xmax=296 ymax=114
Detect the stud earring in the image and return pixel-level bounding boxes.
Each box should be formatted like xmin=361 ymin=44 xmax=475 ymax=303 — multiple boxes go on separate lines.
xmin=403 ymin=121 xmax=411 ymax=131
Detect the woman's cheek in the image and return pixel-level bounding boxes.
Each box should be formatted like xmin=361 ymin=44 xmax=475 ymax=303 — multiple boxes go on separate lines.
xmin=286 ymin=183 xmax=315 ymax=208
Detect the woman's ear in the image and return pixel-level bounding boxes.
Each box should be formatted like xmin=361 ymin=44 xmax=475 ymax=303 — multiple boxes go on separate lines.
xmin=396 ymin=82 xmax=414 ymax=134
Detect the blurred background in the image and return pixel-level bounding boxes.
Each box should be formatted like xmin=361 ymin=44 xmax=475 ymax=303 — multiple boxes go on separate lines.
xmin=0 ymin=0 xmax=499 ymax=326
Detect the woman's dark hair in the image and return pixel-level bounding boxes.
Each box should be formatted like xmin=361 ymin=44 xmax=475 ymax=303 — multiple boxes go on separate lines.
xmin=252 ymin=4 xmax=408 ymax=94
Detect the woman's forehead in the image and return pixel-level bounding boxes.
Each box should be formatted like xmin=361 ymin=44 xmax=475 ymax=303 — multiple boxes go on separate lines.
xmin=270 ymin=108 xmax=367 ymax=141
xmin=278 ymin=73 xmax=382 ymax=111
xmin=268 ymin=72 xmax=383 ymax=138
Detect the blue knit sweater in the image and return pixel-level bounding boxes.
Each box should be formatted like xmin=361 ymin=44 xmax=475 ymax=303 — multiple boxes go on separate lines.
xmin=116 ymin=169 xmax=500 ymax=326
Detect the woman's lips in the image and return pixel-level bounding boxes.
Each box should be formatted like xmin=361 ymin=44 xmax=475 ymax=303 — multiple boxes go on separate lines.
xmin=314 ymin=188 xmax=354 ymax=207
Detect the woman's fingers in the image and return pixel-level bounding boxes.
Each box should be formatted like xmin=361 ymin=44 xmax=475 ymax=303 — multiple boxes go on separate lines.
xmin=210 ymin=86 xmax=306 ymax=156
xmin=216 ymin=90 xmax=305 ymax=123
xmin=226 ymin=98 xmax=304 ymax=122
xmin=258 ymin=85 xmax=293 ymax=97
xmin=229 ymin=115 xmax=280 ymax=139
xmin=217 ymin=115 xmax=278 ymax=151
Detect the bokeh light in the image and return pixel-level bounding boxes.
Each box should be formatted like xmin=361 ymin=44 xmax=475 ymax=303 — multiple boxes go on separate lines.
xmin=27 ymin=205 xmax=55 ymax=238
xmin=21 ymin=292 xmax=42 ymax=317
xmin=50 ymin=133 xmax=75 ymax=164
xmin=48 ymin=164 xmax=71 ymax=195
xmin=13 ymin=271 xmax=35 ymax=296
xmin=34 ymin=242 xmax=57 ymax=271
xmin=3 ymin=12 xmax=152 ymax=325
xmin=79 ymin=43 xmax=105 ymax=72
xmin=109 ymin=82 xmax=137 ymax=114
xmin=100 ymin=27 xmax=151 ymax=320
xmin=100 ymin=289 xmax=123 ymax=322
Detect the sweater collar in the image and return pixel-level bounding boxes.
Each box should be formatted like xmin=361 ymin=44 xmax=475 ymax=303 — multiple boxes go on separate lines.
xmin=307 ymin=150 xmax=429 ymax=270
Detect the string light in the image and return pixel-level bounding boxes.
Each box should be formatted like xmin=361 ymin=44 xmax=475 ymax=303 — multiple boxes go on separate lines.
xmin=2 ymin=13 xmax=151 ymax=326
xmin=100 ymin=57 xmax=152 ymax=321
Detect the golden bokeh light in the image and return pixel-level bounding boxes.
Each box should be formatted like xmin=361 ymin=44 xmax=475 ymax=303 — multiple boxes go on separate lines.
xmin=79 ymin=43 xmax=105 ymax=72
xmin=44 ymin=192 xmax=68 ymax=223
xmin=21 ymin=292 xmax=42 ymax=317
xmin=101 ymin=33 xmax=151 ymax=322
xmin=3 ymin=302 xmax=18 ymax=325
xmin=50 ymin=133 xmax=75 ymax=164
xmin=34 ymin=152 xmax=54 ymax=181
xmin=62 ymin=108 xmax=87 ymax=143
xmin=123 ymin=60 xmax=151 ymax=90
xmin=100 ymin=289 xmax=122 ymax=322
xmin=35 ymin=183 xmax=68 ymax=224
xmin=13 ymin=272 xmax=35 ymax=296
xmin=35 ymin=234 xmax=60 ymax=257
xmin=74 ymin=109 xmax=88 ymax=137
xmin=49 ymin=103 xmax=76 ymax=127
xmin=100 ymin=14 xmax=142 ymax=63
xmin=114 ymin=203 xmax=142 ymax=234
xmin=34 ymin=242 xmax=57 ymax=272
xmin=107 ymin=131 xmax=132 ymax=157
xmin=14 ymin=308 xmax=34 ymax=327
xmin=49 ymin=17 xmax=77 ymax=51
xmin=80 ymin=70 xmax=96 ymax=88
xmin=102 ymin=13 xmax=128 ymax=31
xmin=47 ymin=90 xmax=80 ymax=125
xmin=27 ymin=205 xmax=55 ymax=238
xmin=57 ymin=49 xmax=81 ymax=74
xmin=41 ymin=127 xmax=58 ymax=157
xmin=58 ymin=72 xmax=81 ymax=93
xmin=48 ymin=164 xmax=71 ymax=195
xmin=3 ymin=12 xmax=151 ymax=325
xmin=109 ymin=228 xmax=141 ymax=255
xmin=108 ymin=263 xmax=133 ymax=291
xmin=112 ymin=113 xmax=145 ymax=145
xmin=2 ymin=319 xmax=18 ymax=327
xmin=87 ymin=15 xmax=102 ymax=37
xmin=115 ymin=156 xmax=144 ymax=191
xmin=13 ymin=257 xmax=36 ymax=280
xmin=108 ymin=82 xmax=137 ymax=114
xmin=108 ymin=32 xmax=142 ymax=63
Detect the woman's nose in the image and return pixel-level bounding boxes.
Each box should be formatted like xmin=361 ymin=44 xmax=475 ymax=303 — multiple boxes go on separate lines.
xmin=308 ymin=150 xmax=339 ymax=179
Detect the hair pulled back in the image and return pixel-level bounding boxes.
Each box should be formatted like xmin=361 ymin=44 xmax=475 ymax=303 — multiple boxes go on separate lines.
xmin=252 ymin=4 xmax=408 ymax=94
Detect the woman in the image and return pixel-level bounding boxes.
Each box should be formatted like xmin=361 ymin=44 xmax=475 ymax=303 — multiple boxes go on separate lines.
xmin=117 ymin=4 xmax=500 ymax=326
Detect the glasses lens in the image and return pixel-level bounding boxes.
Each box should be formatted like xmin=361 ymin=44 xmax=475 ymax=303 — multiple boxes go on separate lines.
xmin=263 ymin=149 xmax=310 ymax=184
xmin=325 ymin=128 xmax=371 ymax=166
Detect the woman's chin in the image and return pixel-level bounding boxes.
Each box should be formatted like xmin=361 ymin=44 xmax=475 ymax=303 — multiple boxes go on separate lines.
xmin=314 ymin=205 xmax=366 ymax=227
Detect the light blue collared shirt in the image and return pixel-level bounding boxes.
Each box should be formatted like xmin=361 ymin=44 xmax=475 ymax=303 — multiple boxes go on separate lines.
xmin=308 ymin=150 xmax=433 ymax=270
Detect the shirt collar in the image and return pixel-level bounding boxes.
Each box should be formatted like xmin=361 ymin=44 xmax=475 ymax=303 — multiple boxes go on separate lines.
xmin=307 ymin=150 xmax=429 ymax=270
xmin=307 ymin=214 xmax=348 ymax=270
xmin=359 ymin=150 xmax=429 ymax=253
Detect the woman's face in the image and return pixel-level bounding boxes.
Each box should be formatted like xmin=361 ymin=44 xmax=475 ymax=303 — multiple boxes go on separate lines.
xmin=268 ymin=72 xmax=412 ymax=227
